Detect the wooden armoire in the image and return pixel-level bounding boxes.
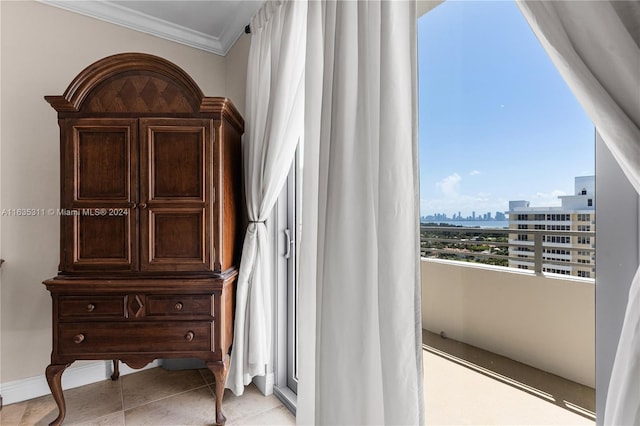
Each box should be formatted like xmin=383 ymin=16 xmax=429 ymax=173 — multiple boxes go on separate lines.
xmin=43 ymin=53 xmax=243 ymax=426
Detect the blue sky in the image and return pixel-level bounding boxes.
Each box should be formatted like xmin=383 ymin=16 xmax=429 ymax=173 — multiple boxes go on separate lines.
xmin=418 ymin=1 xmax=594 ymax=219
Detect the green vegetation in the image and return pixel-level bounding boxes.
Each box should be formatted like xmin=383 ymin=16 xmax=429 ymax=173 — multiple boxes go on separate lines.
xmin=420 ymin=222 xmax=510 ymax=267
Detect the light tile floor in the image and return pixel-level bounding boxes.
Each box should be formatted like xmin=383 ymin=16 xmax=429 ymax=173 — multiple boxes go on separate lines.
xmin=2 ymin=332 xmax=597 ymax=425
xmin=1 ymin=368 xmax=294 ymax=426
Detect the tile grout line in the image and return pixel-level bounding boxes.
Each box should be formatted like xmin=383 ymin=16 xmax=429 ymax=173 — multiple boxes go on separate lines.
xmin=62 ymin=373 xmax=210 ymax=425
xmin=17 ymin=401 xmax=27 ymax=425
xmin=122 ymin=382 xmax=212 ymax=414
xmin=119 ymin=374 xmax=126 ymax=425
xmin=70 ymin=376 xmax=127 ymax=425
xmin=232 ymin=404 xmax=295 ymax=425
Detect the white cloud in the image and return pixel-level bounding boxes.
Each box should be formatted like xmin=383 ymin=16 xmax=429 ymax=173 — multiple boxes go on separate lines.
xmin=436 ymin=173 xmax=462 ymax=197
xmin=530 ymin=189 xmax=567 ymax=207
xmin=469 ymin=170 xmax=481 ymax=176
xmin=423 ymin=174 xmax=511 ymax=217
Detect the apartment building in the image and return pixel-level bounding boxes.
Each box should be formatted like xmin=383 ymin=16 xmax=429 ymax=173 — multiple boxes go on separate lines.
xmin=508 ymin=176 xmax=596 ymax=278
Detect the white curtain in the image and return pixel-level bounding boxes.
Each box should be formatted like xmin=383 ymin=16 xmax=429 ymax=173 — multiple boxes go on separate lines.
xmin=517 ymin=1 xmax=640 ymax=424
xmin=298 ymin=1 xmax=424 ymax=424
xmin=226 ymin=0 xmax=306 ymax=396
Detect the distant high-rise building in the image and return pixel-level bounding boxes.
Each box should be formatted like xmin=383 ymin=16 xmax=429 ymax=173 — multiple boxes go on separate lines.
xmin=508 ymin=176 xmax=595 ymax=278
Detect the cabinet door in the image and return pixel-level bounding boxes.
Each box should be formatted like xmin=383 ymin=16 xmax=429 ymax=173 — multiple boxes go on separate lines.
xmin=62 ymin=119 xmax=138 ymax=272
xmin=139 ymin=119 xmax=212 ymax=272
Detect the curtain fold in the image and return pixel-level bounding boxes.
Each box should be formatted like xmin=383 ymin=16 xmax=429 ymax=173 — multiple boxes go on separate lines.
xmin=226 ymin=0 xmax=306 ymax=396
xmin=298 ymin=1 xmax=424 ymax=424
xmin=517 ymin=1 xmax=640 ymax=424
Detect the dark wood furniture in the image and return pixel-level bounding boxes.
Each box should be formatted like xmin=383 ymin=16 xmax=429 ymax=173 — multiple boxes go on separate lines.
xmin=43 ymin=53 xmax=243 ymax=426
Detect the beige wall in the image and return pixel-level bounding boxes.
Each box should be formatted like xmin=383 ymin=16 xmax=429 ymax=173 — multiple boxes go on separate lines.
xmin=0 ymin=1 xmax=248 ymax=385
xmin=225 ymin=33 xmax=250 ymax=118
xmin=421 ymin=259 xmax=595 ymax=387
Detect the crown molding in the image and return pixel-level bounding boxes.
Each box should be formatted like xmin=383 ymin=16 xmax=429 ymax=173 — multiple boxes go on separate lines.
xmin=40 ymin=0 xmax=237 ymax=56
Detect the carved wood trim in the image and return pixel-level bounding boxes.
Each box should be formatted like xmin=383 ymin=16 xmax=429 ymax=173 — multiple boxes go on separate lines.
xmin=200 ymin=97 xmax=244 ymax=133
xmin=45 ymin=53 xmax=244 ymax=132
xmin=45 ymin=53 xmax=203 ymax=113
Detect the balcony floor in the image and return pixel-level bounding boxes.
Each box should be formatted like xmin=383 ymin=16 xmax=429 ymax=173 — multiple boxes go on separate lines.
xmin=423 ymin=329 xmax=596 ymax=425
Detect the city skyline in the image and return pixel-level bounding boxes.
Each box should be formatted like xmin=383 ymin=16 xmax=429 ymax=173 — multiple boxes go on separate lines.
xmin=422 ymin=210 xmax=507 ymax=222
xmin=421 ymin=174 xmax=595 ymax=222
xmin=418 ymin=1 xmax=594 ymax=218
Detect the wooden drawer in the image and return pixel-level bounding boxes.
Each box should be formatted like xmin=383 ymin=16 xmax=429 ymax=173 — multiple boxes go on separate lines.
xmin=57 ymin=321 xmax=212 ymax=355
xmin=146 ymin=295 xmax=212 ymax=318
xmin=59 ymin=296 xmax=125 ymax=321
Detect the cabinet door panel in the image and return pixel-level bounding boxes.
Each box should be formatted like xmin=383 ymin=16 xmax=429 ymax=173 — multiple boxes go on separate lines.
xmin=62 ymin=119 xmax=138 ymax=272
xmin=74 ymin=214 xmax=132 ymax=267
xmin=145 ymin=208 xmax=207 ymax=269
xmin=77 ymin=130 xmax=129 ymax=200
xmin=140 ymin=119 xmax=212 ymax=272
xmin=152 ymin=130 xmax=203 ymax=199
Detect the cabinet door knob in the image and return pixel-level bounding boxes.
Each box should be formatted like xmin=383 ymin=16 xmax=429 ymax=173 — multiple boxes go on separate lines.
xmin=184 ymin=331 xmax=194 ymax=342
xmin=87 ymin=303 xmax=96 ymax=312
xmin=139 ymin=203 xmax=147 ymax=209
xmin=73 ymin=334 xmax=85 ymax=344
xmin=174 ymin=302 xmax=183 ymax=311
xmin=130 ymin=203 xmax=137 ymax=209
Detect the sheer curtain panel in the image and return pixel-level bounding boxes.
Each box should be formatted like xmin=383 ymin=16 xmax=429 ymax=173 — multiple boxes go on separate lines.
xmin=298 ymin=1 xmax=424 ymax=424
xmin=226 ymin=0 xmax=306 ymax=396
xmin=517 ymin=1 xmax=640 ymax=424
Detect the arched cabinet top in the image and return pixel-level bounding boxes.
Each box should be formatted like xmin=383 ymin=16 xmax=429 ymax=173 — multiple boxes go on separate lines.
xmin=45 ymin=53 xmax=243 ymax=131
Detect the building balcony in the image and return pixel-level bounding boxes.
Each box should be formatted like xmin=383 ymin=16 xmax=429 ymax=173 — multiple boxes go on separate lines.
xmin=421 ymin=257 xmax=595 ymax=424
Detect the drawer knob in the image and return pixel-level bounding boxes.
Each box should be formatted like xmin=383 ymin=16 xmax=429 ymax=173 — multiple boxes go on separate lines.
xmin=87 ymin=303 xmax=96 ymax=312
xmin=184 ymin=331 xmax=194 ymax=342
xmin=73 ymin=334 xmax=85 ymax=344
xmin=174 ymin=302 xmax=183 ymax=311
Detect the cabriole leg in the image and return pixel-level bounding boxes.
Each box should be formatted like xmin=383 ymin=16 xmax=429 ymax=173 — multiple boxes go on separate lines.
xmin=111 ymin=360 xmax=120 ymax=381
xmin=207 ymin=357 xmax=230 ymax=426
xmin=45 ymin=363 xmax=71 ymax=426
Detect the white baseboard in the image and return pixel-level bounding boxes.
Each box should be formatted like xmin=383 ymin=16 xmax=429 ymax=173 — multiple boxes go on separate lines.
xmin=252 ymin=372 xmax=274 ymax=396
xmin=0 ymin=360 xmax=159 ymax=406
